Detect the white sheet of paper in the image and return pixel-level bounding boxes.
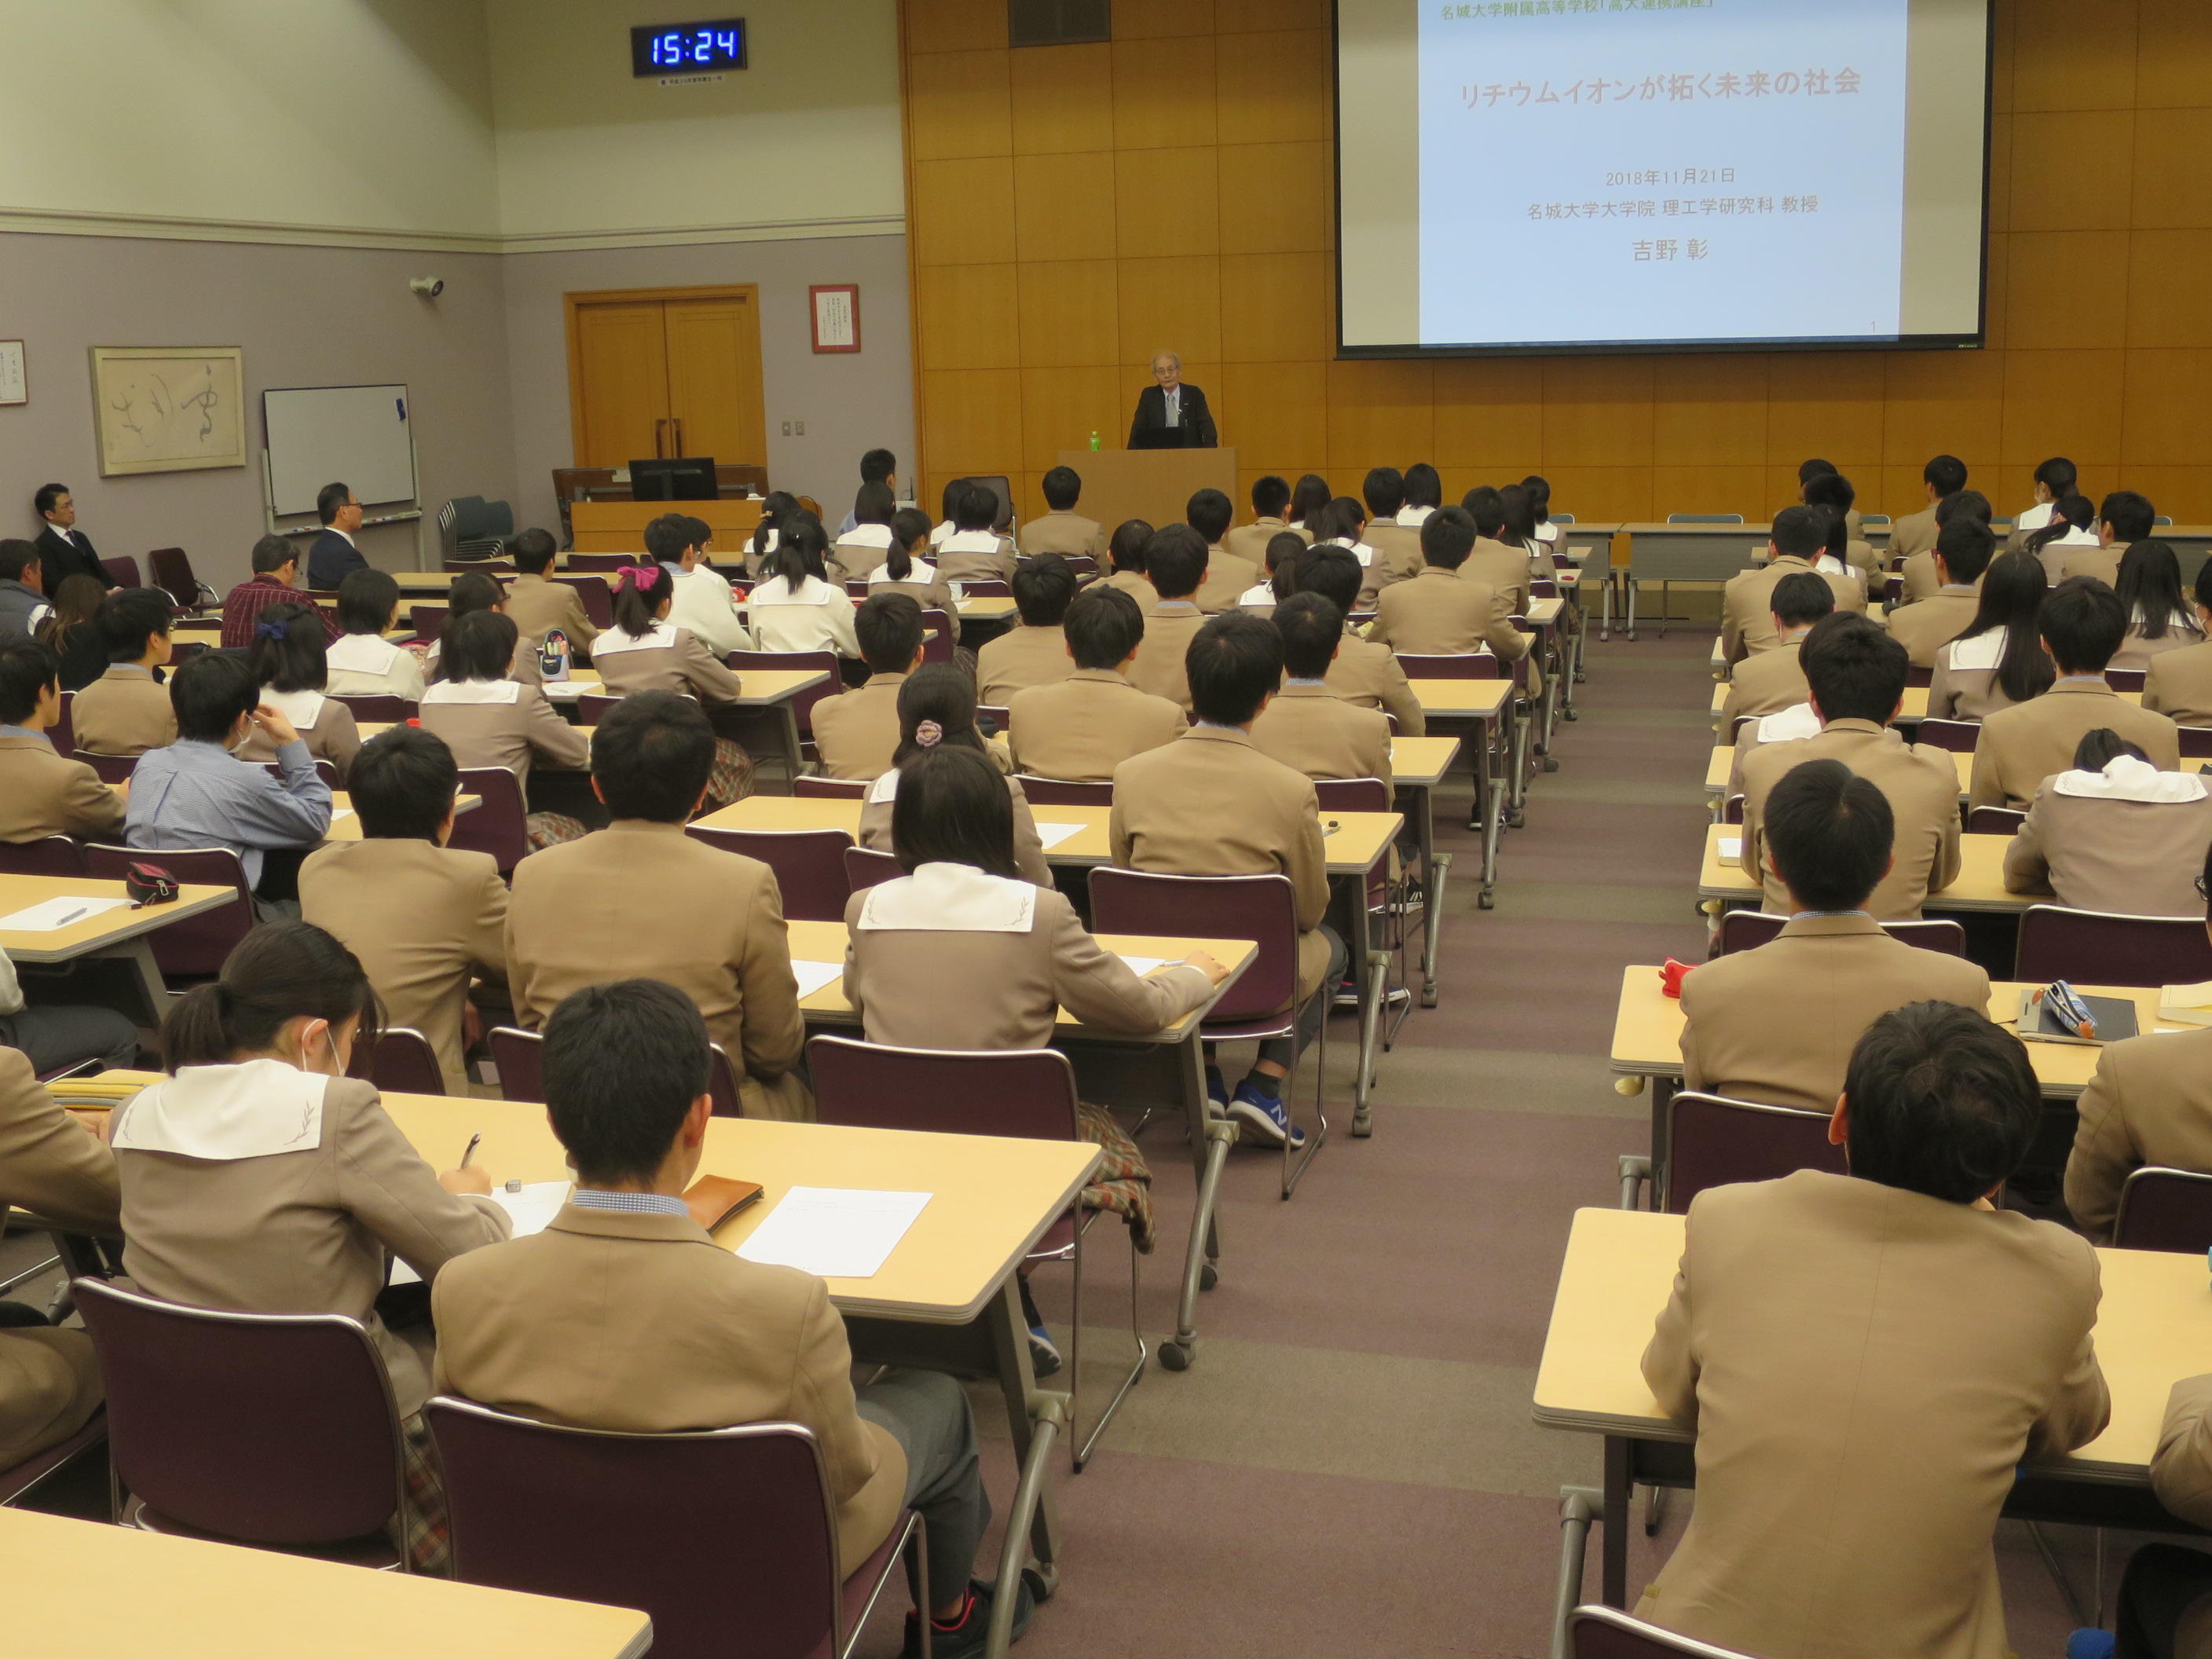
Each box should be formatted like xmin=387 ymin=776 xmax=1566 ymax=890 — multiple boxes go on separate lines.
xmin=1033 ymin=822 xmax=1086 ymax=849
xmin=735 ymin=1186 xmax=932 ymax=1279
xmin=0 ymin=896 xmax=131 ymax=932
xmin=1718 ymin=837 xmax=1742 ymax=860
xmin=390 ymin=1181 xmax=572 ymax=1285
xmin=329 ymin=808 xmax=353 ymax=822
xmin=1117 ymin=954 xmax=1174 ymax=976
xmin=790 ymin=959 xmax=844 ymax=1000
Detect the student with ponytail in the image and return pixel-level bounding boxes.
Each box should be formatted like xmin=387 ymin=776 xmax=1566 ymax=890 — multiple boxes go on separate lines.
xmin=235 ymin=599 xmax=362 ymax=782
xmin=745 ymin=515 xmax=862 ymax=660
xmin=594 ymin=559 xmax=754 ymax=810
xmin=110 ymin=920 xmax=509 ymax=1571
xmin=855 ymin=664 xmax=1052 ymax=885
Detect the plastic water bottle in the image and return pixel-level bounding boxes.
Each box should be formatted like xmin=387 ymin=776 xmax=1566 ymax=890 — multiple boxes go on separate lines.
xmin=1090 ymin=430 xmax=1099 ymax=452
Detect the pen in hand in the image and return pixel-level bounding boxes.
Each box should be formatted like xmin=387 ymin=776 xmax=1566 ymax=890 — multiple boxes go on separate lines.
xmin=460 ymin=1133 xmax=482 ymax=1169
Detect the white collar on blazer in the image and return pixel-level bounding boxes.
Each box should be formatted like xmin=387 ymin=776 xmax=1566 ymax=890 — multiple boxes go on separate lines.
xmin=867 ymin=767 xmax=903 ymax=805
xmin=2016 ymin=502 xmax=2056 ymax=530
xmin=2054 ymin=754 xmax=2209 ymax=804
xmin=840 ymin=523 xmax=895 ymax=548
xmin=749 ymin=577 xmax=835 ymax=606
xmin=592 ymin=621 xmax=681 ymax=656
xmin=870 ymin=559 xmax=935 ymax=584
xmin=1945 ymin=630 xmax=2007 ymax=672
xmin=1395 ymin=506 xmax=1433 ymax=527
xmin=1237 ymin=582 xmax=1274 ymax=606
xmin=2053 ymin=526 xmax=2100 ymax=546
xmin=1755 ymin=702 xmax=1822 ymax=744
xmin=857 ymin=860 xmax=1037 ymax=933
xmin=326 ymin=633 xmax=401 ymax=672
xmin=1314 ymin=537 xmax=1375 ymax=566
xmin=261 ymin=687 xmax=325 ymax=727
xmin=113 ymin=1060 xmax=329 ymax=1161
xmin=928 ymin=520 xmax=954 ymax=547
xmin=1814 ymin=554 xmax=1850 ymax=577
xmin=942 ymin=529 xmax=1002 ymax=552
xmin=423 ymin=678 xmax=522 ymax=705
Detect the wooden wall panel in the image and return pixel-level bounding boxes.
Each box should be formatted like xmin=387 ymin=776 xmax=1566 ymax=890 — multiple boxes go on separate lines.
xmin=902 ymin=0 xmax=2212 ymax=527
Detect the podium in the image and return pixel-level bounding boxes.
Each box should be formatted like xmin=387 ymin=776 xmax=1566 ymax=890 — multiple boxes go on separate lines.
xmin=1058 ymin=448 xmax=1237 ymax=536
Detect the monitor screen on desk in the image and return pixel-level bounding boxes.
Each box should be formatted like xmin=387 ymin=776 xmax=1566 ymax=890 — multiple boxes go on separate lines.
xmin=629 ymin=456 xmax=719 ymax=500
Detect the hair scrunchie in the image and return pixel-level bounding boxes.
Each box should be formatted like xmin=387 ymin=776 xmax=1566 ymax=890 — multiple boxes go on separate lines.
xmin=914 ymin=719 xmax=943 ymax=749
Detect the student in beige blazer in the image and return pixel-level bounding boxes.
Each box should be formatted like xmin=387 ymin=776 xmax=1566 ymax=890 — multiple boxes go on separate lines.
xmin=71 ymin=587 xmax=177 ymax=755
xmin=812 ymin=593 xmax=922 ymax=779
xmin=1969 ymin=578 xmax=2181 ymax=810
xmin=1251 ymin=594 xmax=1393 ymax=788
xmin=1186 ymin=489 xmax=1258 ymax=615
xmin=1224 ymin=475 xmax=1292 ymax=569
xmin=1368 ymin=506 xmax=1531 ymax=665
xmin=299 ymin=728 xmax=508 ymax=1093
xmin=1738 ymin=614 xmax=1961 ymax=920
xmin=1100 ymin=518 xmax=1155 ymax=605
xmin=0 ymin=1046 xmax=119 ymax=1467
xmin=1018 ymin=465 xmax=1104 ymax=561
xmin=2003 ymin=730 xmax=2212 ymax=917
xmin=829 ymin=482 xmax=899 ymax=582
xmin=1643 ymin=999 xmax=2107 ymax=1659
xmin=976 ymin=555 xmax=1079 ymax=706
xmin=856 ymin=666 xmax=1051 ymax=886
xmin=1294 ymin=547 xmax=1426 ymax=735
xmin=869 ymin=507 xmax=963 ymax=646
xmin=1888 ymin=518 xmax=1993 ymax=668
xmin=1802 ymin=470 xmax=1881 ymax=594
xmin=1458 ymin=487 xmax=1533 ymax=616
xmin=1683 ymin=760 xmax=1989 ymax=1111
xmin=1925 ymin=550 xmax=2056 ymax=722
xmin=2130 ymin=1385 xmax=2212 ymax=1658
xmin=1111 ymin=612 xmax=1341 ymax=1148
xmin=2111 ymin=538 xmax=2206 ymax=671
xmin=502 ymin=529 xmax=598 ymax=654
xmin=1125 ymin=526 xmax=1210 ymax=712
xmin=504 ymin=692 xmax=809 ymax=1120
xmin=933 ymin=483 xmax=1018 ymax=587
xmin=234 ymin=602 xmax=363 ymax=783
xmin=2142 ymin=559 xmax=2212 ymax=726
xmin=1719 ymin=572 xmax=1832 ymax=721
xmin=1006 ymin=584 xmax=1185 ymax=780
xmin=2056 ymin=489 xmax=2155 ymax=589
xmin=415 ymin=611 xmax=590 ymax=789
xmin=323 ymin=569 xmax=430 ymax=703
xmin=430 ymin=980 xmax=1027 ymax=1653
xmin=1722 ymin=507 xmax=1867 ymax=663
xmin=1358 ymin=469 xmax=1423 ymax=595
xmin=1888 ymin=454 xmax=1966 ymax=562
xmin=0 ymin=643 xmax=126 ymax=843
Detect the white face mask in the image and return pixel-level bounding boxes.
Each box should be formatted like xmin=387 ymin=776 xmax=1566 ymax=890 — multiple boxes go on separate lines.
xmin=296 ymin=1023 xmax=342 ymax=1077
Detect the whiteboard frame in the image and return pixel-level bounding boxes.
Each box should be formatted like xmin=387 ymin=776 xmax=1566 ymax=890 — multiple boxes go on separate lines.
xmin=259 ymin=382 xmax=421 ymax=522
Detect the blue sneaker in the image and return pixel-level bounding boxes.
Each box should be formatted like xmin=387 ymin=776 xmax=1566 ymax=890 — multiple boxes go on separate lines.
xmin=1205 ymin=1064 xmax=1229 ymax=1110
xmin=1027 ymin=1321 xmax=1062 ymax=1378
xmin=1227 ymin=1081 xmax=1306 ymax=1150
xmin=2066 ymin=1631 xmax=2115 ymax=1659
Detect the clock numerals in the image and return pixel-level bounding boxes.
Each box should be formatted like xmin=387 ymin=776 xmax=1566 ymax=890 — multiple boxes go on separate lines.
xmin=716 ymin=29 xmax=740 ymax=58
xmin=657 ymin=30 xmax=681 ymax=64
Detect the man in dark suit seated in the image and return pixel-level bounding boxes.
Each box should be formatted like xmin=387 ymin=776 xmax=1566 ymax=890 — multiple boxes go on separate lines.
xmin=306 ymin=481 xmax=368 ymax=591
xmin=31 ymin=483 xmax=113 ymax=592
xmin=1127 ymin=351 xmax=1218 ymax=450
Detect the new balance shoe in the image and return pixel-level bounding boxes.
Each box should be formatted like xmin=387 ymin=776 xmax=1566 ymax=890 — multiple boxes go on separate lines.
xmin=1227 ymin=1081 xmax=1306 ymax=1149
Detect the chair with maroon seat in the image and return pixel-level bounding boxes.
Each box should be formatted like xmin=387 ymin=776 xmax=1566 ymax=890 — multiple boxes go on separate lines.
xmin=83 ymin=844 xmax=253 ymax=983
xmin=552 ymin=575 xmax=613 ymax=631
xmin=73 ymin=1279 xmax=412 ymax=1569
xmin=330 ymin=694 xmax=417 ymax=725
xmin=1616 ymin=1090 xmax=1847 ymax=1213
xmin=1063 ymin=555 xmax=1097 ymax=580
xmin=1090 ymin=867 xmax=1327 ymax=1198
xmin=1719 ymin=793 xmax=1745 ymax=826
xmin=2112 ymin=1166 xmax=2212 ymax=1254
xmin=1916 ymin=718 xmax=1981 ymax=753
xmin=1716 ymin=911 xmax=1965 ymax=956
xmin=684 ymin=824 xmax=852 ymax=923
xmin=2106 ymin=667 xmax=2148 ymax=694
xmin=73 ymin=750 xmax=136 ymax=786
xmin=2181 ymin=725 xmax=2212 ymax=761
xmin=575 ymin=693 xmax=622 ymax=727
xmin=975 ymin=703 xmax=1008 ymax=735
xmin=1013 ymin=775 xmax=1112 ymax=808
xmin=1727 ymin=714 xmax=1757 ymax=745
xmin=50 ymin=693 xmax=74 ymax=758
xmin=1906 ymin=664 xmax=1933 ymax=688
xmin=1313 ymin=775 xmax=1411 ymax=1049
xmin=807 ymin=1035 xmax=1141 ymax=1469
xmin=952 ymin=578 xmax=1011 ymax=599
xmin=489 ymin=1025 xmax=745 ymax=1116
xmin=101 ymin=556 xmax=141 ymax=589
xmin=1965 ymin=805 xmax=2026 ymax=835
xmin=148 ymin=548 xmax=219 ymax=613
xmin=0 ymin=1412 xmax=108 ymax=1510
xmin=917 ymin=608 xmax=956 ymax=665
xmin=1396 ymin=651 xmax=1503 ymax=681
xmin=842 ymin=846 xmax=901 ymax=892
xmin=427 ymin=1400 xmax=925 ymax=1659
xmin=346 ymin=1028 xmax=447 ymax=1097
xmin=2014 ymin=903 xmax=2212 ymax=988
xmin=0 ymin=836 xmax=85 ymax=877
xmin=795 ymin=775 xmax=868 ymax=799
xmin=407 ymin=603 xmax=450 ymax=643
xmin=446 ymin=768 xmax=531 ymax=877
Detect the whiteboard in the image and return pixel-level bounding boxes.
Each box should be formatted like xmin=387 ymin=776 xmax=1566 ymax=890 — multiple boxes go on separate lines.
xmin=262 ymin=384 xmax=417 ymax=517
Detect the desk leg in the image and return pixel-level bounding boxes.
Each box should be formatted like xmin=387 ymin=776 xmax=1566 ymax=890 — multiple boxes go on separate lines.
xmin=1468 ymin=716 xmax=1502 ymax=909
xmin=1162 ymin=1031 xmax=1235 ymax=1372
xmin=1600 ymin=571 xmax=1614 ymax=643
xmin=1602 ymin=1437 xmax=1632 ymax=1607
xmin=1506 ymin=696 xmax=1532 ymax=826
xmin=775 ymin=704 xmax=804 ymax=793
xmin=985 ymin=1279 xmax=1062 ymax=1659
xmin=1415 ymin=782 xmax=1448 ymax=1009
xmin=96 ymin=939 xmax=170 ymax=1028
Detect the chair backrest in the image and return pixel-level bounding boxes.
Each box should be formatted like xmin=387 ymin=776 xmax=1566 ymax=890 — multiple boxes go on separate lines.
xmin=1394 ymin=651 xmax=1499 ymax=680
xmin=576 ymin=693 xmax=624 ymax=726
xmin=1965 ymin=805 xmax=2026 ymax=835
xmin=1571 ymin=1604 xmax=1758 ymax=1659
xmin=563 ymin=553 xmax=633 ymax=572
xmin=1666 ymin=513 xmax=1745 ymax=525
xmin=553 ymin=575 xmax=614 ymax=630
xmin=1013 ymin=774 xmax=1113 ymax=807
xmin=1906 ymin=664 xmax=1933 ymax=689
xmin=951 ymin=577 xmax=1010 ymax=599
xmin=447 ymin=767 xmax=531 ymax=877
xmin=1313 ymin=776 xmax=1390 ymax=814
xmin=976 ymin=704 xmax=1009 ymax=738
xmin=1088 ymin=868 xmax=1295 ymax=1027
xmin=1663 ymin=1091 xmax=1847 ymax=1212
xmin=2181 ymin=724 xmax=2212 ymax=760
xmin=101 ymin=555 xmax=143 ymax=588
xmin=793 ymin=775 xmax=869 ymax=799
xmin=408 ymin=602 xmax=451 ymax=643
xmin=147 ymin=548 xmax=199 ymax=610
xmin=428 ymin=1400 xmax=850 ymax=1659
xmin=2106 ymin=667 xmax=2147 ymax=694
xmin=1727 ymin=714 xmax=1757 ymax=744
xmin=2014 ymin=903 xmax=2212 ymax=987
xmin=490 ymin=1024 xmax=738 ymax=1114
xmin=1915 ymin=717 xmax=1981 ymax=753
xmin=842 ymin=845 xmax=902 ymax=892
xmin=75 ymin=1279 xmax=404 ymax=1545
xmin=966 ymin=474 xmax=1015 ymax=532
xmin=50 ymin=692 xmax=74 ymax=758
xmin=0 ymin=835 xmax=87 ymax=877
xmin=83 ymin=844 xmax=252 ymax=979
xmin=2114 ymin=1166 xmax=2212 ymax=1253
xmin=329 ymin=694 xmax=417 ymax=724
xmin=808 ymin=1035 xmax=1081 ymax=1140
xmin=684 ymin=825 xmax=853 ymax=923
xmin=1716 ymin=910 xmax=1965 ymax=956
xmin=727 ymin=650 xmax=842 ymax=735
xmin=1719 ymin=793 xmax=1745 ymax=826
xmin=1860 ymin=514 xmax=1892 ymax=527
xmin=917 ymin=607 xmax=955 ymax=665
xmin=347 ymin=1027 xmax=447 ymax=1096
xmin=1551 ymin=513 xmax=1577 ymax=526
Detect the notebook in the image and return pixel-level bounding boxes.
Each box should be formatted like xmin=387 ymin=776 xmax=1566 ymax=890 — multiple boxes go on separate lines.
xmin=2016 ymin=987 xmax=2141 ymax=1046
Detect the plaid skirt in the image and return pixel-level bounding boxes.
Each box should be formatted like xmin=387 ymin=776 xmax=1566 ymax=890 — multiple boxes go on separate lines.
xmin=703 ymin=738 xmax=756 ymax=815
xmin=397 ymin=1411 xmax=451 ymax=1575
xmin=1076 ymin=1101 xmax=1155 ymax=1253
xmin=525 ymin=811 xmax=589 ymax=850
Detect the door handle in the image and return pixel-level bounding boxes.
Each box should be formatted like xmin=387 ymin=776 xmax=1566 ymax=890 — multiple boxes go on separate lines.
xmin=654 ymin=418 xmax=668 ymax=458
xmin=672 ymin=416 xmax=685 ymax=456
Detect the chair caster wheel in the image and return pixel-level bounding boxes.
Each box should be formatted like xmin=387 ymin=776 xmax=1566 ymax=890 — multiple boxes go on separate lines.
xmin=1023 ymin=1565 xmax=1056 ymax=1602
xmin=1420 ymin=986 xmax=1438 ymax=1008
xmin=1564 ymin=708 xmax=1580 ymax=720
xmin=1199 ymin=1262 xmax=1218 ymax=1291
xmin=1478 ymin=888 xmax=1496 ymax=910
xmin=1350 ymin=1111 xmax=1373 ymax=1138
xmin=1543 ymin=756 xmax=1561 ymax=772
xmin=1504 ymin=808 xmax=1525 ymax=830
xmin=1159 ymin=1340 xmax=1192 ymax=1372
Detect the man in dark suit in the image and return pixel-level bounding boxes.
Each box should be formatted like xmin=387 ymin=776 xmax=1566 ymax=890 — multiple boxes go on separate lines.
xmin=32 ymin=484 xmax=113 ymax=591
xmin=306 ymin=481 xmax=368 ymax=591
xmin=1127 ymin=352 xmax=1218 ymax=450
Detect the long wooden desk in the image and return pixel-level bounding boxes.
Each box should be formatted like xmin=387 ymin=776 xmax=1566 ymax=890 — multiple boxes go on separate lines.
xmin=0 ymin=1504 xmax=651 ymax=1659
xmin=1706 ymin=744 xmax=1972 ymax=801
xmin=1696 ymin=825 xmax=2037 ymax=914
xmin=0 ymin=874 xmax=236 ymax=1025
xmin=570 ymin=498 xmax=764 ymax=552
xmin=1709 ymin=683 xmax=2144 ymax=721
xmin=321 ymin=790 xmax=478 ymax=843
xmin=1535 ymin=1206 xmax=2212 ymax=1608
xmin=537 ymin=666 xmax=828 ymax=789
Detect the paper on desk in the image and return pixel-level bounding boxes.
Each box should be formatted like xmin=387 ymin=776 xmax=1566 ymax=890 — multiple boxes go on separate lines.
xmin=390 ymin=1181 xmax=573 ymax=1285
xmin=0 ymin=896 xmax=131 ymax=932
xmin=736 ymin=1186 xmax=932 ymax=1279
xmin=2157 ymin=980 xmax=2212 ymax=1029
xmin=329 ymin=808 xmax=353 ymax=822
xmin=1032 ymin=822 xmax=1086 ymax=849
xmin=1718 ymin=837 xmax=1742 ymax=860
xmin=791 ymin=959 xmax=844 ymax=1000
xmin=1117 ymin=954 xmax=1174 ymax=976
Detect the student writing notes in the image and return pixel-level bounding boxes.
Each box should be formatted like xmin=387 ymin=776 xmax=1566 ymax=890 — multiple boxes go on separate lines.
xmin=430 ymin=980 xmax=1031 ymax=1654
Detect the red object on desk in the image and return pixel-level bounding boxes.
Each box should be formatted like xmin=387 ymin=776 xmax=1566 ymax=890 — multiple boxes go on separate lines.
xmin=1659 ymin=959 xmax=1696 ymax=998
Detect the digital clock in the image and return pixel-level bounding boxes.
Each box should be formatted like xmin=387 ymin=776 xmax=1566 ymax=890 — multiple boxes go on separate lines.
xmin=631 ymin=18 xmax=746 ymax=76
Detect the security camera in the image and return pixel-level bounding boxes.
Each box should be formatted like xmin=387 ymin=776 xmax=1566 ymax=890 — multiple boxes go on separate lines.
xmin=408 ymin=276 xmax=445 ymax=298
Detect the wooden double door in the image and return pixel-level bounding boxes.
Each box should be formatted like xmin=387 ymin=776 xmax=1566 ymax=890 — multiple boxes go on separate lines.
xmin=565 ymin=284 xmax=765 ymax=470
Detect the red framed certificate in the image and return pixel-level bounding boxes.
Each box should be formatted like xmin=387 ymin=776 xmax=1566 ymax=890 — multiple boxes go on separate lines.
xmin=809 ymin=284 xmax=861 ymax=353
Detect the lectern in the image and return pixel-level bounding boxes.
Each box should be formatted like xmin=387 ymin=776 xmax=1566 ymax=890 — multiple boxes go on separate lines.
xmin=1058 ymin=448 xmax=1239 ymax=536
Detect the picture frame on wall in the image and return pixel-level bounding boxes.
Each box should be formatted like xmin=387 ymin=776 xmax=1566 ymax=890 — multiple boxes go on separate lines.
xmin=809 ymin=284 xmax=861 ymax=354
xmin=90 ymin=345 xmax=247 ymax=476
xmin=0 ymin=341 xmax=24 ymax=406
